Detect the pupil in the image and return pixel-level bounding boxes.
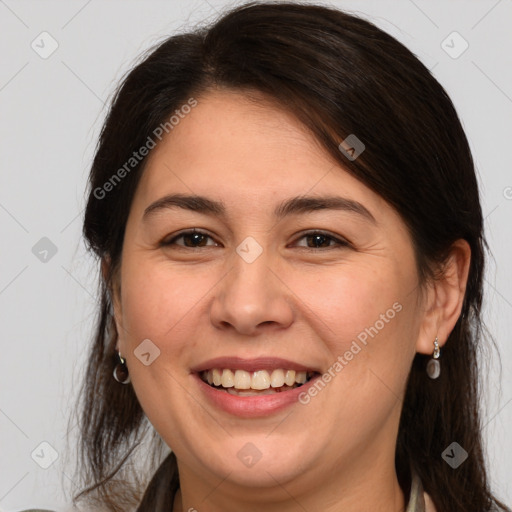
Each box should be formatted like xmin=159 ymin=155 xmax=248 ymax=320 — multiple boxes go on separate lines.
xmin=185 ymin=233 xmax=206 ymax=247
xmin=309 ymin=234 xmax=328 ymax=248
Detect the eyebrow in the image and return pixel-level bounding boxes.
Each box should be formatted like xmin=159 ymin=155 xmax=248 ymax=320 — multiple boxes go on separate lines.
xmin=142 ymin=193 xmax=377 ymax=224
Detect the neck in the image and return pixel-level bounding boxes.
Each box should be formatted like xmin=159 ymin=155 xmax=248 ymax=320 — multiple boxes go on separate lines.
xmin=173 ymin=454 xmax=405 ymax=512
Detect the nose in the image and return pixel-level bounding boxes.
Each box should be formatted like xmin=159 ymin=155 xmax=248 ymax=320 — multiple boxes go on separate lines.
xmin=209 ymin=247 xmax=294 ymax=336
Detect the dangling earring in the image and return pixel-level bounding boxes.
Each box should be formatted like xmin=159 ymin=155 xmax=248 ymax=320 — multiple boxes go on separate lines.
xmin=426 ymin=336 xmax=441 ymax=379
xmin=113 ymin=351 xmax=131 ymax=384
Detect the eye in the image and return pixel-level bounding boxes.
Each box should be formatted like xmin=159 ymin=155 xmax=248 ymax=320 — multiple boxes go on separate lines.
xmin=161 ymin=229 xmax=219 ymax=248
xmin=161 ymin=229 xmax=351 ymax=250
xmin=292 ymin=230 xmax=351 ymax=250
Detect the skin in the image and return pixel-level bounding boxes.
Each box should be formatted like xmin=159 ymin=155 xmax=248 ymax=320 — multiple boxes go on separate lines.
xmin=110 ymin=88 xmax=471 ymax=512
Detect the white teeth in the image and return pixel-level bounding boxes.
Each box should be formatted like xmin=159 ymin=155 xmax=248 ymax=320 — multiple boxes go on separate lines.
xmin=212 ymin=368 xmax=222 ymax=386
xmin=284 ymin=370 xmax=296 ymax=386
xmin=221 ymin=369 xmax=235 ymax=387
xmin=201 ymin=368 xmax=316 ymax=391
xmin=251 ymin=370 xmax=271 ymax=390
xmin=270 ymin=369 xmax=285 ymax=388
xmin=234 ymin=370 xmax=252 ymax=389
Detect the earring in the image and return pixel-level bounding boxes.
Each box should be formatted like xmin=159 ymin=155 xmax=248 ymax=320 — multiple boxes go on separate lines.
xmin=113 ymin=351 xmax=131 ymax=384
xmin=426 ymin=336 xmax=441 ymax=379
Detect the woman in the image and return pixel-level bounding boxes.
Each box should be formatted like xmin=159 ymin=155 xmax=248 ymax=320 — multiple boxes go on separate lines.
xmin=20 ymin=2 xmax=510 ymax=511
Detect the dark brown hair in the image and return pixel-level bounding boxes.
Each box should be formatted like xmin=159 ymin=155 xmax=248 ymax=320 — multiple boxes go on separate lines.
xmin=73 ymin=2 xmax=510 ymax=511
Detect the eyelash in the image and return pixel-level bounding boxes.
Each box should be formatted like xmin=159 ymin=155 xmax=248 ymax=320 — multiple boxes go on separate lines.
xmin=161 ymin=229 xmax=351 ymax=251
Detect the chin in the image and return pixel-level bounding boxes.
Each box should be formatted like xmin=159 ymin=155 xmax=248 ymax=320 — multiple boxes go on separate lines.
xmin=199 ymin=436 xmax=310 ymax=487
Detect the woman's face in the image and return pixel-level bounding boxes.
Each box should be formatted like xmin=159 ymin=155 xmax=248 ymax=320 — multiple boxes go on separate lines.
xmin=113 ymin=89 xmax=429 ymax=498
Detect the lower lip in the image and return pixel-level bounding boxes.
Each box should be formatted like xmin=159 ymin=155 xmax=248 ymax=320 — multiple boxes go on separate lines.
xmin=192 ymin=372 xmax=321 ymax=418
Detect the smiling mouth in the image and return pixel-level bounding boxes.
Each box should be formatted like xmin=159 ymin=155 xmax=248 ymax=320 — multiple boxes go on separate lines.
xmin=199 ymin=368 xmax=320 ymax=396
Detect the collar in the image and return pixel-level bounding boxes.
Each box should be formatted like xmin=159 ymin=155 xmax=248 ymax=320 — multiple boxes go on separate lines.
xmin=406 ymin=468 xmax=437 ymax=512
xmin=406 ymin=468 xmax=425 ymax=512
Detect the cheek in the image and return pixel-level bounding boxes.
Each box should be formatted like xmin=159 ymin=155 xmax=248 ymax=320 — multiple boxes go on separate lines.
xmin=119 ymin=257 xmax=212 ymax=344
xmin=288 ymin=259 xmax=408 ymax=348
xmin=116 ymin=258 xmax=209 ymax=441
xmin=290 ymin=258 xmax=417 ymax=405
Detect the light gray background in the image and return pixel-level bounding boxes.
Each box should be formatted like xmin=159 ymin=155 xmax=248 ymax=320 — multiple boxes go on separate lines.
xmin=1 ymin=0 xmax=511 ymax=510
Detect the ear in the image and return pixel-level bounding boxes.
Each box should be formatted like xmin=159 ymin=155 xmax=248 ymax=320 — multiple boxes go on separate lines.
xmin=101 ymin=255 xmax=123 ymax=352
xmin=415 ymin=239 xmax=471 ymax=354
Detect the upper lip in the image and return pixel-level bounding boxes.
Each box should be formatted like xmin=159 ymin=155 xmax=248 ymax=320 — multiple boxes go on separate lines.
xmin=190 ymin=356 xmax=322 ymax=374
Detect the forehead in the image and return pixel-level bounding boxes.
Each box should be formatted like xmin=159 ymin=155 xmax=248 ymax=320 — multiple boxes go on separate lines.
xmin=132 ymin=89 xmax=390 ymax=220
xmin=148 ymin=90 xmax=328 ymax=180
